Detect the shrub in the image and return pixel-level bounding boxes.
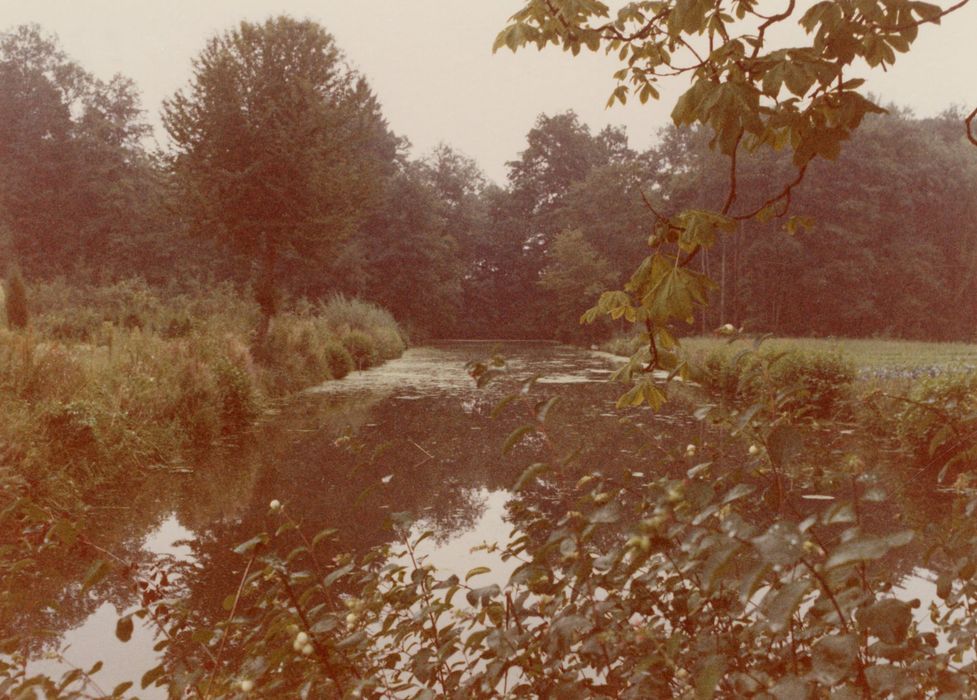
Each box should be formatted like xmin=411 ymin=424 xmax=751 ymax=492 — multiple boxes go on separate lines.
xmin=323 ymin=340 xmax=354 ymax=379
xmin=887 ymin=372 xmax=977 ymax=481
xmin=692 ymin=346 xmax=855 ymax=419
xmin=317 ymin=293 xmax=398 ymax=337
xmin=4 ymin=268 xmax=29 ymax=329
xmin=372 ymin=325 xmax=406 ymax=360
xmin=214 ymin=360 xmax=260 ymax=432
xmin=342 ymin=330 xmax=377 ymax=370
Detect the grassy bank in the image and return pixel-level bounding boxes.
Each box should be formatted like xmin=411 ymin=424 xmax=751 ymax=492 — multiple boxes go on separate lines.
xmin=602 ymin=333 xmax=977 ymax=374
xmin=0 ymin=280 xmax=406 ymax=504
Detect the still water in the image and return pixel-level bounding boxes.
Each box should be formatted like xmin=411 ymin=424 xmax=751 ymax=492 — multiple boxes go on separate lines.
xmin=22 ymin=341 xmax=708 ymax=694
xmin=18 ymin=341 xmax=941 ymax=694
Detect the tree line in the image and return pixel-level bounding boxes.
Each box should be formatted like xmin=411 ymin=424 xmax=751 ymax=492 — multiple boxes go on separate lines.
xmin=2 ymin=19 xmax=976 ymax=341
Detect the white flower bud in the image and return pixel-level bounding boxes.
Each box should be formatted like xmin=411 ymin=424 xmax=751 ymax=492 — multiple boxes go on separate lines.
xmin=748 ymin=444 xmax=760 ymax=456
xmin=240 ymin=679 xmax=254 ymax=692
xmin=269 ymin=499 xmax=282 ymax=512
xmin=302 ymin=643 xmax=314 ymax=655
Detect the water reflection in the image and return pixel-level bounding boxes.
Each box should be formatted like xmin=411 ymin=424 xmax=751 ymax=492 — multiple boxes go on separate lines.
xmin=17 ymin=342 xmax=676 ymax=690
xmin=12 ymin=341 xmax=953 ymax=693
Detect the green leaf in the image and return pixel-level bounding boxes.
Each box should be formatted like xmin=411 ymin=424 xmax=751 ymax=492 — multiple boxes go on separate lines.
xmin=115 ymin=616 xmax=134 ymax=643
xmin=825 ymin=530 xmax=914 ymax=569
xmin=856 ymin=599 xmax=912 ymax=644
xmin=112 ymin=682 xmax=134 ymax=697
xmin=769 ymin=676 xmax=811 ymax=699
xmin=466 ymin=566 xmax=492 ymax=582
xmin=323 ymin=563 xmax=354 ymax=588
xmin=140 ymin=663 xmax=165 ymax=689
xmin=695 ymin=654 xmax=725 ymax=699
xmin=491 ymin=394 xmax=519 ymax=418
xmin=752 ymin=521 xmax=805 ymax=567
xmin=865 ymin=664 xmax=909 ymax=696
xmin=232 ymin=534 xmax=267 ymax=556
xmin=721 ymin=483 xmax=755 ymax=505
xmin=763 ymin=579 xmax=811 ymax=633
xmin=503 ymin=424 xmax=535 ymax=455
xmin=514 ymin=462 xmax=548 ymax=491
xmin=535 ymin=396 xmax=560 ymax=423
xmin=809 ymin=634 xmax=858 ymax=685
xmin=336 ymin=629 xmax=367 ymax=649
xmin=312 ymin=528 xmax=338 ymax=548
xmin=466 ymin=584 xmax=501 ymax=607
xmin=82 ymin=559 xmax=112 ymax=591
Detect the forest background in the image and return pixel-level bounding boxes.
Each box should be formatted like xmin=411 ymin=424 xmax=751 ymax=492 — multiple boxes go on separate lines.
xmin=2 ymin=18 xmax=977 ymax=344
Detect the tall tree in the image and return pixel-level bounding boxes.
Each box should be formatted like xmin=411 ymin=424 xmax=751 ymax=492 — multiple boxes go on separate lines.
xmin=163 ymin=17 xmax=400 ymax=329
xmin=0 ymin=25 xmax=156 ymax=278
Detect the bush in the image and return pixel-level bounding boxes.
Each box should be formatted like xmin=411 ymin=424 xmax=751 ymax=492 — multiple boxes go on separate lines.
xmin=214 ymin=360 xmax=260 ymax=432
xmin=342 ymin=330 xmax=378 ymax=370
xmin=317 ymin=293 xmax=398 ymax=337
xmin=692 ymin=346 xmax=855 ymax=419
xmin=887 ymin=372 xmax=977 ymax=481
xmin=372 ymin=325 xmax=407 ymax=360
xmin=4 ymin=268 xmax=29 ymax=329
xmin=323 ymin=340 xmax=354 ymax=379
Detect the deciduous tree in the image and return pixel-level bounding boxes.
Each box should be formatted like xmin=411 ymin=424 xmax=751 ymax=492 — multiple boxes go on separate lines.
xmin=163 ymin=17 xmax=399 ymax=332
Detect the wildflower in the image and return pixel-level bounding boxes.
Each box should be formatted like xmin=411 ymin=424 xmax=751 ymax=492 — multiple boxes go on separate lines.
xmin=302 ymin=643 xmax=314 ymax=655
xmin=685 ymin=444 xmax=696 ymax=457
xmin=748 ymin=444 xmax=760 ymax=456
xmin=269 ymin=499 xmax=282 ymax=512
xmin=240 ymin=680 xmax=254 ymax=693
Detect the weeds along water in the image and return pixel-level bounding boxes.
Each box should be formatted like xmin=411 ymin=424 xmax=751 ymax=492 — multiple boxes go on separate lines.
xmin=7 ymin=333 xmax=977 ymax=696
xmin=0 ymin=283 xmax=408 ymax=676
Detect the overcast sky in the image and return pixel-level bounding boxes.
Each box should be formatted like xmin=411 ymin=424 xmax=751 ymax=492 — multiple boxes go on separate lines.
xmin=3 ymin=1 xmax=975 ymax=183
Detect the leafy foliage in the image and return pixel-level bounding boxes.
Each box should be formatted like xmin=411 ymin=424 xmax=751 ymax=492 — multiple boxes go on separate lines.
xmin=163 ymin=17 xmax=400 ymax=320
xmin=498 ymin=0 xmax=974 ymax=394
xmin=692 ymin=343 xmax=856 ymax=420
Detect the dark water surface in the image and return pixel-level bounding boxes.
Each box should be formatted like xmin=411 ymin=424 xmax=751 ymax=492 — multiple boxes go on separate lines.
xmin=23 ymin=341 xmax=709 ymax=694
xmin=19 ymin=341 xmax=943 ymax=693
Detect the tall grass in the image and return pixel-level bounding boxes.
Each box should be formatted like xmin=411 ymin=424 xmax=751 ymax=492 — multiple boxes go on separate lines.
xmin=0 ymin=282 xmax=406 ymax=504
xmin=602 ymin=333 xmax=977 ymax=374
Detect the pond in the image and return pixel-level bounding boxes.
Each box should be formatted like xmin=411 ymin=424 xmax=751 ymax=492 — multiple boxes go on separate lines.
xmin=14 ymin=340 xmax=945 ymax=694
xmin=18 ymin=341 xmax=708 ymax=694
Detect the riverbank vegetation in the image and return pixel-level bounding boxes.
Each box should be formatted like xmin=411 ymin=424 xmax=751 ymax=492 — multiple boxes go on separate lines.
xmin=1 ymin=281 xmax=404 ymax=503
xmin=4 ymin=1 xmax=977 ymax=698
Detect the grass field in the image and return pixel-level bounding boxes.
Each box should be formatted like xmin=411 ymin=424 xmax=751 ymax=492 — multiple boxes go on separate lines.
xmin=603 ymin=334 xmax=977 ymax=375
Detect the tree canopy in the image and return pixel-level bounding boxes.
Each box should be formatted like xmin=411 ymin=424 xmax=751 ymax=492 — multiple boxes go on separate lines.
xmin=0 ymin=24 xmax=159 ymax=279
xmin=497 ymin=0 xmax=976 ymax=397
xmin=163 ymin=16 xmax=400 ymax=320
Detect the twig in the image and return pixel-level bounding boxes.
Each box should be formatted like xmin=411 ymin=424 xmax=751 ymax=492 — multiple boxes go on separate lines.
xmin=204 ymin=554 xmax=256 ymax=699
xmin=410 ymin=440 xmax=434 ymax=459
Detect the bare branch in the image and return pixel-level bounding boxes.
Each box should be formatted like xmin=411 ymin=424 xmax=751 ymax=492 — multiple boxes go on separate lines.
xmin=734 ymin=163 xmax=809 ymax=221
xmin=871 ymin=0 xmax=971 ymax=32
xmin=721 ymin=130 xmax=744 ymax=215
